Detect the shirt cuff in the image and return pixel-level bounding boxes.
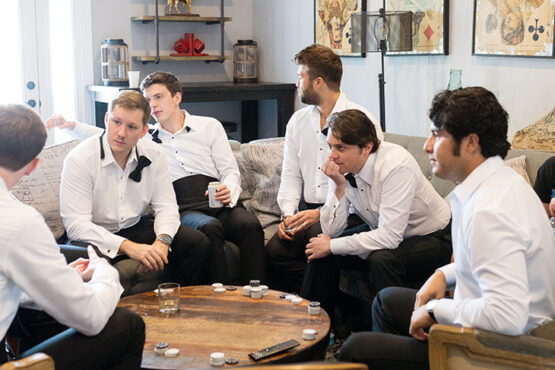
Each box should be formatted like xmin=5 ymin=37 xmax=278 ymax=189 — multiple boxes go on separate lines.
xmin=434 ymin=297 xmax=457 ymax=325
xmin=438 ymin=263 xmax=456 ymax=289
xmin=101 ymin=233 xmax=126 ymax=259
xmin=330 ymin=237 xmax=348 ymax=255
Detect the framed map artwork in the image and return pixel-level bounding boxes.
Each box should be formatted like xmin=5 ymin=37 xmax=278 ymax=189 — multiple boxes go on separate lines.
xmin=315 ymin=0 xmax=367 ymax=57
xmin=386 ymin=0 xmax=449 ymax=55
xmin=473 ymin=0 xmax=555 ymax=57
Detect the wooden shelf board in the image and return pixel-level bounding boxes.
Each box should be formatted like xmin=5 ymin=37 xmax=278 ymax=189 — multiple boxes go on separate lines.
xmin=132 ymin=55 xmax=229 ymax=62
xmin=131 ymin=15 xmax=231 ymax=22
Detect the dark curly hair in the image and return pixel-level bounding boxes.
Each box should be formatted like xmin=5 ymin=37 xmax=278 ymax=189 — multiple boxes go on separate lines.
xmin=428 ymin=87 xmax=511 ymax=159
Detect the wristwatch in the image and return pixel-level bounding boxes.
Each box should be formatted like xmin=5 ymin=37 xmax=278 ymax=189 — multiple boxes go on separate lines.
xmin=156 ymin=234 xmax=173 ymax=246
xmin=426 ymin=299 xmax=438 ymax=322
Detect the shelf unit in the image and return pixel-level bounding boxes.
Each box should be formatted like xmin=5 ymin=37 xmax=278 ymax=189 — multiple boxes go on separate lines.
xmin=131 ymin=0 xmax=230 ymax=64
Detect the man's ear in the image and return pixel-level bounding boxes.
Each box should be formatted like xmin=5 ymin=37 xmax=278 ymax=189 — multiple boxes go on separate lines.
xmin=362 ymin=142 xmax=373 ymax=156
xmin=23 ymin=158 xmax=40 ymax=176
xmin=140 ymin=122 xmax=149 ymax=138
xmin=173 ymin=91 xmax=182 ymax=105
xmin=104 ymin=111 xmax=109 ymax=127
xmin=466 ymin=133 xmax=480 ymax=154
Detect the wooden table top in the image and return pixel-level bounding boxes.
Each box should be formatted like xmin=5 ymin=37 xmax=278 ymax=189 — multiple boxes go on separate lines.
xmin=118 ymin=285 xmax=331 ymax=369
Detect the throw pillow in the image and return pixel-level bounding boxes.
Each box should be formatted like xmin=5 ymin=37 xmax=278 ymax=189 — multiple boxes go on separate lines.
xmin=11 ymin=139 xmax=80 ymax=240
xmin=504 ymin=155 xmax=531 ymax=185
xmin=239 ymin=139 xmax=284 ymax=228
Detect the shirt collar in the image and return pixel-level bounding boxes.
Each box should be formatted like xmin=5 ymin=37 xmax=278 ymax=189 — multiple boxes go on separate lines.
xmin=450 ymin=156 xmax=504 ymax=205
xmin=100 ymin=133 xmax=138 ymax=168
xmin=0 ymin=177 xmax=7 ymax=193
xmin=154 ymin=109 xmax=195 ymax=136
xmin=356 ymin=149 xmax=377 ymax=186
xmin=311 ymin=91 xmax=348 ymax=130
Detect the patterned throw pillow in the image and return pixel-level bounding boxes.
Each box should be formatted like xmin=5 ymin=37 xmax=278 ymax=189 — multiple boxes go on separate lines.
xmin=11 ymin=139 xmax=80 ymax=240
xmin=504 ymin=155 xmax=531 ymax=185
xmin=238 ymin=139 xmax=284 ymax=228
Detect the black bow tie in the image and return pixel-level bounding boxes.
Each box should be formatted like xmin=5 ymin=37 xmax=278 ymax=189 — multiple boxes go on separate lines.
xmin=321 ymin=127 xmax=329 ymax=137
xmin=151 ymin=129 xmax=162 ymax=144
xmin=129 ymin=155 xmax=152 ymax=182
xmin=345 ymin=173 xmax=357 ymax=188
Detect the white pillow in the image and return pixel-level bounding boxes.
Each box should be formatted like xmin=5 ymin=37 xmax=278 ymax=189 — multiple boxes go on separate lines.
xmin=11 ymin=139 xmax=80 ymax=240
xmin=504 ymin=155 xmax=531 ymax=185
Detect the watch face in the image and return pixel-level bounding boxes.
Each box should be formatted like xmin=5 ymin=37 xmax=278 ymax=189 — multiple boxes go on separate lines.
xmin=158 ymin=235 xmax=172 ymax=245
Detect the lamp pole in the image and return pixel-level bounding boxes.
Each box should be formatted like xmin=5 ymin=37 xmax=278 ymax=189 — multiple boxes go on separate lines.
xmin=378 ymin=1 xmax=387 ymax=132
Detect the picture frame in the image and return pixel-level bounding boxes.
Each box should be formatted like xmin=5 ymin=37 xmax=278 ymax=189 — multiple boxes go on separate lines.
xmin=386 ymin=0 xmax=449 ymax=55
xmin=314 ymin=0 xmax=367 ymax=57
xmin=472 ymin=0 xmax=555 ymax=58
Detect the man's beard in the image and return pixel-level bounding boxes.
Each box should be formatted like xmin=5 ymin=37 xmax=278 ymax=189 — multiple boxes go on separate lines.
xmin=300 ymin=87 xmax=321 ymax=105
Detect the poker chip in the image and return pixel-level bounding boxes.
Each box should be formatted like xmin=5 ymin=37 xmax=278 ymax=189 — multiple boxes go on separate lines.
xmin=291 ymin=297 xmax=302 ymax=305
xmin=302 ymin=328 xmax=317 ymax=340
xmin=164 ymin=348 xmax=180 ymax=357
xmin=154 ymin=342 xmax=168 ymax=355
xmin=210 ymin=352 xmax=225 ymax=366
xmin=226 ymin=285 xmax=237 ymax=291
xmin=212 ymin=283 xmax=223 ymax=289
xmin=225 ymin=357 xmax=239 ymax=365
xmin=214 ymin=287 xmax=226 ymax=294
xmin=242 ymin=285 xmax=252 ymax=296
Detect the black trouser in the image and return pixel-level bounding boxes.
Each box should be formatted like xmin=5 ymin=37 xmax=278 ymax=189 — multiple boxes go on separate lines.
xmin=339 ymin=287 xmax=429 ymax=370
xmin=180 ymin=204 xmax=266 ymax=284
xmin=69 ymin=216 xmax=213 ymax=287
xmin=173 ymin=174 xmax=266 ymax=284
xmin=300 ymin=223 xmax=452 ymax=320
xmin=266 ymin=205 xmax=365 ymax=293
xmin=5 ymin=307 xmax=145 ymax=370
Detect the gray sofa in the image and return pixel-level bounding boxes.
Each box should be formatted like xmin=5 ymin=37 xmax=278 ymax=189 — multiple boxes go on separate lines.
xmin=12 ymin=133 xmax=553 ymax=296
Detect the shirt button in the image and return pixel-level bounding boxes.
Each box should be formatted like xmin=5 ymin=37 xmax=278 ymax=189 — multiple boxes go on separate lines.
xmin=318 ymin=167 xmax=320 ymax=170
xmin=172 ymin=136 xmax=174 ymax=139
xmin=181 ymin=163 xmax=184 ymax=166
xmin=121 ymin=217 xmax=124 ymax=220
xmin=107 ymin=249 xmax=111 ymax=253
xmin=175 ymin=151 xmax=178 ymax=154
xmin=361 ymin=189 xmax=364 ymax=191
xmin=317 ymin=185 xmax=320 ymax=188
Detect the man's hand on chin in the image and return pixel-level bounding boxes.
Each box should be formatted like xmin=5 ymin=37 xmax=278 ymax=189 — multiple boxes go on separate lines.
xmin=305 ymin=234 xmax=332 ymax=262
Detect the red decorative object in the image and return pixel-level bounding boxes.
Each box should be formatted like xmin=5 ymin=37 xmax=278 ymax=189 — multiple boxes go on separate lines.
xmin=171 ymin=33 xmax=208 ymax=56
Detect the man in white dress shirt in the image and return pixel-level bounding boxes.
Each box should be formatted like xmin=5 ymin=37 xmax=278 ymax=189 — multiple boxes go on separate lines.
xmin=60 ymin=90 xmax=212 ymax=292
xmin=50 ymin=72 xmax=266 ymax=284
xmin=267 ymin=44 xmax=383 ymax=292
xmin=301 ymin=109 xmax=452 ymax=322
xmin=340 ymin=87 xmax=555 ymax=369
xmin=0 ymin=104 xmax=144 ymax=369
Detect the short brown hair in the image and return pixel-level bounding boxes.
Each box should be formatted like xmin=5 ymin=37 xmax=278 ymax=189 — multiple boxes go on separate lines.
xmin=294 ymin=44 xmax=342 ymax=91
xmin=0 ymin=104 xmax=47 ymax=171
xmin=328 ymin=109 xmax=380 ymax=153
xmin=108 ymin=90 xmax=151 ymax=126
xmin=140 ymin=71 xmax=182 ymax=96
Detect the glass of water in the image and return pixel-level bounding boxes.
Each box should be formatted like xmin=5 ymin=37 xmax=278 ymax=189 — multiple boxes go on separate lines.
xmin=158 ymin=282 xmax=180 ymax=313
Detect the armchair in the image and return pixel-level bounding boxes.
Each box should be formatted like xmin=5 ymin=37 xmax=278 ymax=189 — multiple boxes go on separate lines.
xmin=1 ymin=353 xmax=54 ymax=370
xmin=429 ymin=321 xmax=555 ymax=369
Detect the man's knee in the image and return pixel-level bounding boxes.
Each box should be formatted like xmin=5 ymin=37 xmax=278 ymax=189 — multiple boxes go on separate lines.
xmin=339 ymin=332 xmax=378 ymax=362
xmin=174 ymin=227 xmax=213 ymax=258
xmin=199 ymin=219 xmax=224 ymax=241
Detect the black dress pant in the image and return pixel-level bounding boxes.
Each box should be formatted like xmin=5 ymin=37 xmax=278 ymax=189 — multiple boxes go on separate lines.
xmin=6 ymin=307 xmax=145 ymax=370
xmin=339 ymin=287 xmax=429 ymax=370
xmin=69 ymin=216 xmax=213 ymax=287
xmin=180 ymin=205 xmax=266 ymax=284
xmin=266 ymin=210 xmax=365 ymax=293
xmin=300 ymin=224 xmax=452 ymax=320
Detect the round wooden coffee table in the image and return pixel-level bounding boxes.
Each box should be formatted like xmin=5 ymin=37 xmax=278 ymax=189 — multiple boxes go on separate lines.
xmin=118 ymin=285 xmax=331 ymax=369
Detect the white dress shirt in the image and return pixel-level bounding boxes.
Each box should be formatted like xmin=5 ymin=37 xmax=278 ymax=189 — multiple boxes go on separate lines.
xmin=71 ymin=109 xmax=242 ymax=206
xmin=277 ymin=92 xmax=383 ymax=216
xmin=435 ymin=156 xmax=555 ymax=335
xmin=321 ymin=142 xmax=451 ymax=259
xmin=60 ymin=133 xmax=180 ymax=258
xmin=0 ymin=178 xmax=123 ymax=338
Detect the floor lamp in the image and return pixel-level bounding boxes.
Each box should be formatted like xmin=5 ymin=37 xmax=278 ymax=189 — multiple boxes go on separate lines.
xmin=350 ymin=8 xmax=412 ymax=132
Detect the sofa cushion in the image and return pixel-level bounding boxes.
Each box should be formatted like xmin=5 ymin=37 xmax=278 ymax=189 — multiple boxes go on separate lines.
xmin=11 ymin=139 xmax=80 ymax=240
xmin=238 ymin=138 xmax=284 ymax=229
xmin=504 ymin=155 xmax=531 ymax=185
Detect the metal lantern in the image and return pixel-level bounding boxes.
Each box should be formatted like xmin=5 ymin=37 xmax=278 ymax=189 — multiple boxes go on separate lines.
xmin=101 ymin=39 xmax=129 ymax=86
xmin=233 ymin=40 xmax=257 ymax=83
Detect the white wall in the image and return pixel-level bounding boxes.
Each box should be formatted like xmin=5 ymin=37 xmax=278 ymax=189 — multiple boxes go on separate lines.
xmin=253 ymin=0 xmax=555 ymax=139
